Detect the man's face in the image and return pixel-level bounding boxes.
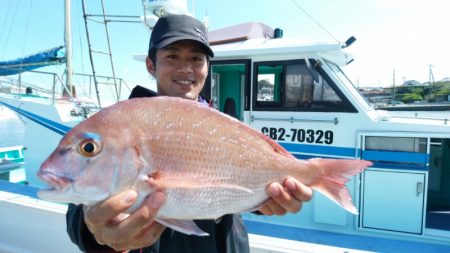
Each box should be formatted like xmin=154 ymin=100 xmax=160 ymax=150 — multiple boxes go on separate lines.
xmin=146 ymin=40 xmax=209 ymax=100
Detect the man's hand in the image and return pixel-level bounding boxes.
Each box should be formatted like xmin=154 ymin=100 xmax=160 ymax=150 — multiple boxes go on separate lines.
xmin=259 ymin=177 xmax=312 ymax=215
xmin=83 ymin=190 xmax=166 ymax=251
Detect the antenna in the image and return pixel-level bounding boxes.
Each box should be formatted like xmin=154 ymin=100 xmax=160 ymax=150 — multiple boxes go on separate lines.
xmin=290 ymin=0 xmax=340 ymax=43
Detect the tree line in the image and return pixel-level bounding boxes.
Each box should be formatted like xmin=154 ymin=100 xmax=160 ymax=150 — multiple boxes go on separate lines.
xmin=390 ymin=81 xmax=450 ymax=103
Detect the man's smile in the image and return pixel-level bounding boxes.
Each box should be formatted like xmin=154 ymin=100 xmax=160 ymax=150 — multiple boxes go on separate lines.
xmin=174 ymin=79 xmax=195 ymax=85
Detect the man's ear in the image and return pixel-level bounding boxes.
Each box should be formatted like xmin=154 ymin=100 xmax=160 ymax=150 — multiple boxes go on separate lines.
xmin=146 ymin=57 xmax=156 ymax=76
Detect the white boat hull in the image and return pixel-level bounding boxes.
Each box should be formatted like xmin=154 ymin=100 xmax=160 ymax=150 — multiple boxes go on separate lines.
xmin=0 ymin=190 xmax=80 ymax=253
xmin=0 ymin=94 xmax=81 ymax=186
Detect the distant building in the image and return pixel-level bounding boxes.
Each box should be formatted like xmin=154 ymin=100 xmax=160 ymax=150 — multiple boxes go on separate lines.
xmin=358 ymin=87 xmax=391 ymax=105
xmin=403 ymin=80 xmax=422 ymax=86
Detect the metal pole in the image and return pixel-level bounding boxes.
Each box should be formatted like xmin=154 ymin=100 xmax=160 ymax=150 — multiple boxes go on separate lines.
xmin=99 ymin=0 xmax=120 ymax=102
xmin=18 ymin=73 xmax=22 ymax=95
xmin=141 ymin=0 xmax=154 ymax=30
xmin=392 ymin=69 xmax=396 ymax=102
xmin=52 ymin=74 xmax=56 ymax=104
xmin=81 ymin=0 xmax=102 ymax=107
xmin=428 ymin=64 xmax=435 ymax=102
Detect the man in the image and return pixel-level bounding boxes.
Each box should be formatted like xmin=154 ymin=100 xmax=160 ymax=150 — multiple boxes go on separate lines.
xmin=66 ymin=14 xmax=312 ymax=253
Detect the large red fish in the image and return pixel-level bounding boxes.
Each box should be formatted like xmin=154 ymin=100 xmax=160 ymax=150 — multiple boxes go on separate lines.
xmin=37 ymin=96 xmax=371 ymax=235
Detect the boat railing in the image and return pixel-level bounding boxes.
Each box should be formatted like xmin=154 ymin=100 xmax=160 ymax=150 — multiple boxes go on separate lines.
xmin=0 ymin=69 xmax=129 ymax=106
xmin=0 ymin=70 xmax=60 ymax=98
xmin=251 ymin=115 xmax=339 ymax=125
xmin=390 ymin=114 xmax=449 ymax=125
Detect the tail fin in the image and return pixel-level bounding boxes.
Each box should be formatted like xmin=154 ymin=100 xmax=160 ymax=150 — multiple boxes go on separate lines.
xmin=308 ymin=158 xmax=372 ymax=214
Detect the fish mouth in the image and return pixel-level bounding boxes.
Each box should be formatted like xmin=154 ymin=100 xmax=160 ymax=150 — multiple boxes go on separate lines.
xmin=37 ymin=171 xmax=72 ymax=191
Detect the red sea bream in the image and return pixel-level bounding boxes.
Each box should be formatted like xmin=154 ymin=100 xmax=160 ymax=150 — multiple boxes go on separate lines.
xmin=37 ymin=96 xmax=372 ymax=235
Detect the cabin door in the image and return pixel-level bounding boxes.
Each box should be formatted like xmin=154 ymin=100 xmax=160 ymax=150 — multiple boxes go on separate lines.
xmin=359 ymin=134 xmax=428 ymax=234
xmin=206 ymin=60 xmax=250 ymax=120
xmin=426 ymin=138 xmax=450 ymax=231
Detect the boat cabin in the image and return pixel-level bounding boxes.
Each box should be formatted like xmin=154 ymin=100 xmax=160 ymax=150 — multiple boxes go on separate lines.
xmin=202 ymin=22 xmax=450 ymax=250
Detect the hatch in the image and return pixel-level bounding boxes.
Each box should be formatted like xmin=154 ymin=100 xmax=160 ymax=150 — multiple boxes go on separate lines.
xmin=359 ymin=133 xmax=450 ymax=234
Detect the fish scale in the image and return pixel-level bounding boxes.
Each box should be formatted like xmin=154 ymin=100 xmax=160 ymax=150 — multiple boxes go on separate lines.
xmin=37 ymin=96 xmax=372 ymax=236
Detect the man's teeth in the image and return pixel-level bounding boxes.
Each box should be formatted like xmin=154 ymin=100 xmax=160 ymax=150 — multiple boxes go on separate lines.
xmin=177 ymin=80 xmax=193 ymax=85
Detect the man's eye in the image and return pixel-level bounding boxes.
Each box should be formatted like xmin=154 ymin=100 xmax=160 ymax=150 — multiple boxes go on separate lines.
xmin=193 ymin=56 xmax=205 ymax=62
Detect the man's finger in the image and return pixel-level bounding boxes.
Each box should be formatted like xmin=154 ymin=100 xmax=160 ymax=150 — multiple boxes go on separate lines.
xmin=111 ymin=191 xmax=166 ymax=239
xmin=285 ymin=178 xmax=313 ymax=202
xmin=257 ymin=204 xmax=274 ymax=216
xmin=85 ymin=190 xmax=137 ymax=226
xmin=267 ymin=182 xmax=299 ymax=213
xmin=266 ymin=199 xmax=288 ymax=215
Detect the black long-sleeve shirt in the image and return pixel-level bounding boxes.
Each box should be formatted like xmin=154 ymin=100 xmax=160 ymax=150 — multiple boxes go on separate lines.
xmin=65 ymin=86 xmax=250 ymax=253
xmin=67 ymin=204 xmax=249 ymax=253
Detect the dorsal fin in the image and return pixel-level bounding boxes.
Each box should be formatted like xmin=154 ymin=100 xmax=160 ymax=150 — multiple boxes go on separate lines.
xmin=254 ymin=130 xmax=296 ymax=159
xmin=231 ymin=117 xmax=296 ymax=159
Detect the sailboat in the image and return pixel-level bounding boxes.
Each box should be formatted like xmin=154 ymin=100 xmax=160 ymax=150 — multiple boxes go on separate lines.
xmin=0 ymin=1 xmax=128 ymax=252
xmin=0 ymin=0 xmax=124 ymax=187
xmin=0 ymin=46 xmax=66 ymax=76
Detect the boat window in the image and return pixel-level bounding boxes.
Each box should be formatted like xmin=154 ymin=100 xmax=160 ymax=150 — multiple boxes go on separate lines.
xmin=253 ymin=60 xmax=357 ymax=112
xmin=285 ymin=64 xmax=342 ymax=108
xmin=363 ymin=136 xmax=428 ymax=169
xmin=366 ymin=137 xmax=427 ymax=153
xmin=256 ymin=65 xmax=282 ymax=104
xmin=325 ymin=60 xmax=372 ymax=110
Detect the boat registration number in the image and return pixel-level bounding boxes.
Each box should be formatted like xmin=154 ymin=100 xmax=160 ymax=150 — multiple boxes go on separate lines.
xmin=261 ymin=127 xmax=333 ymax=144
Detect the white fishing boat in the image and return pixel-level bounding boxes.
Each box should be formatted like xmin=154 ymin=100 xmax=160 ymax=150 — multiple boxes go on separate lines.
xmin=0 ymin=0 xmax=125 ymax=186
xmin=1 ymin=0 xmax=450 ymax=252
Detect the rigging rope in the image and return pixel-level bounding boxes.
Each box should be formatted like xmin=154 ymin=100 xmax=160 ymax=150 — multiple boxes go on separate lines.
xmin=1 ymin=0 xmax=20 ymax=59
xmin=20 ymin=1 xmax=33 ymax=59
xmin=0 ymin=0 xmax=13 ymax=43
xmin=290 ymin=0 xmax=340 ymax=44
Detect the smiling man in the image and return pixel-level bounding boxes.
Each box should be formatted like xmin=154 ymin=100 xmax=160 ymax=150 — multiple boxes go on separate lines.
xmin=145 ymin=14 xmax=213 ymax=100
xmin=146 ymin=40 xmax=208 ymax=99
xmin=65 ymin=14 xmax=312 ymax=253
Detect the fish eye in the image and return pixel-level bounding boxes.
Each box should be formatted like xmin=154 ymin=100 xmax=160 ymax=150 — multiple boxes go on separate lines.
xmin=78 ymin=139 xmax=101 ymax=157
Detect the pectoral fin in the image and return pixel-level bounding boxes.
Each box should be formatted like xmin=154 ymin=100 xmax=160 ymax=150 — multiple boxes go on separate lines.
xmin=156 ymin=218 xmax=209 ymax=236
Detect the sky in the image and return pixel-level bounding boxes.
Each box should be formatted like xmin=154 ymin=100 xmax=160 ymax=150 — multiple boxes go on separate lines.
xmin=0 ymin=0 xmax=449 ymax=95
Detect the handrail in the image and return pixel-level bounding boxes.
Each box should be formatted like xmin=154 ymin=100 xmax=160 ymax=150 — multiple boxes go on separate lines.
xmin=0 ymin=70 xmax=128 ymax=106
xmin=391 ymin=115 xmax=448 ymax=125
xmin=251 ymin=115 xmax=339 ymax=125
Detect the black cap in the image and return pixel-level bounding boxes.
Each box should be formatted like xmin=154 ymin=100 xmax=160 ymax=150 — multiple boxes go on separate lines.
xmin=148 ymin=14 xmax=214 ymax=57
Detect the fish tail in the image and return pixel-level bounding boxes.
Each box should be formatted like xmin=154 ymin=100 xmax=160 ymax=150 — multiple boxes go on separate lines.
xmin=306 ymin=158 xmax=372 ymax=214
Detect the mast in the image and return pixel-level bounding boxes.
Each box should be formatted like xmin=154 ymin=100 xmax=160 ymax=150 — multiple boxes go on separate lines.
xmin=64 ymin=0 xmax=74 ymax=97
